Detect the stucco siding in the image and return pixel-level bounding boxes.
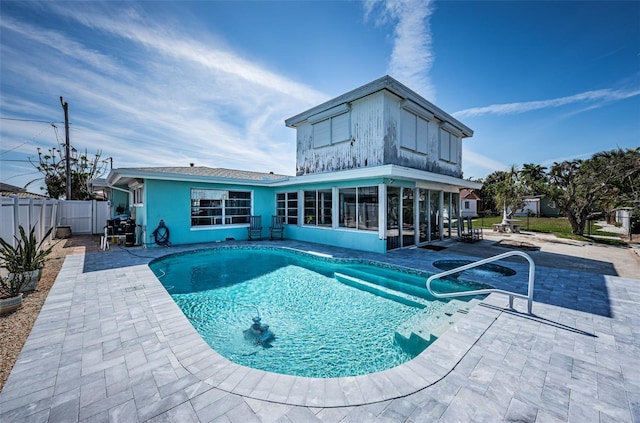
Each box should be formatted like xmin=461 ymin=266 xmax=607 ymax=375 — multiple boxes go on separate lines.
xmin=144 ymin=179 xmax=276 ymax=246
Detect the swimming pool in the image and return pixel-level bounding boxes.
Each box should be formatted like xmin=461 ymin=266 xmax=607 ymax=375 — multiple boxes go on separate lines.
xmin=149 ymin=247 xmax=490 ymax=378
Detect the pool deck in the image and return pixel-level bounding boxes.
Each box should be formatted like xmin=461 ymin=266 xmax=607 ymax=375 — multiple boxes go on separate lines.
xmin=1 ymin=232 xmax=639 ymax=422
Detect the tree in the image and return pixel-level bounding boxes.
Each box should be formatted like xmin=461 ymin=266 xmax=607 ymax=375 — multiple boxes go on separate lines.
xmin=28 ymin=142 xmax=110 ymax=200
xmin=520 ymin=163 xmax=548 ymax=195
xmin=477 ymin=171 xmax=503 ymax=214
xmin=492 ymin=165 xmax=525 ymax=223
xmin=547 ymin=148 xmax=639 ymax=235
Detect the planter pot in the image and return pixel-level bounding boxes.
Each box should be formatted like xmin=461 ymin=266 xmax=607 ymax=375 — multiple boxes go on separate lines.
xmin=55 ymin=226 xmax=72 ymax=239
xmin=0 ymin=293 xmax=23 ymax=314
xmin=19 ymin=269 xmax=42 ymax=292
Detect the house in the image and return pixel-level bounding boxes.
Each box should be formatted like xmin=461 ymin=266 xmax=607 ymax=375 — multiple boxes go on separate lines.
xmin=514 ymin=195 xmax=560 ymax=217
xmin=105 ymin=76 xmax=481 ymax=253
xmin=0 ymin=182 xmax=48 ymax=199
xmin=460 ymin=189 xmax=480 ymax=218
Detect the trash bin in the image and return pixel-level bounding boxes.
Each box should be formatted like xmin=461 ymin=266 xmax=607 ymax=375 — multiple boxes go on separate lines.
xmin=125 ymin=221 xmax=136 ymax=247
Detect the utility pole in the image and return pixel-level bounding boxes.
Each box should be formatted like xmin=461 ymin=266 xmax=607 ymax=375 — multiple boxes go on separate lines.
xmin=60 ymin=97 xmax=71 ymax=200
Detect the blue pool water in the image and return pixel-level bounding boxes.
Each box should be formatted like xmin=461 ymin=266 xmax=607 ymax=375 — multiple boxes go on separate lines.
xmin=149 ymin=247 xmax=488 ymax=378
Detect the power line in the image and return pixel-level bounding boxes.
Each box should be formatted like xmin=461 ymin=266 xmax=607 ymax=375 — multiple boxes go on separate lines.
xmin=1 ymin=117 xmax=63 ymax=124
xmin=0 ymin=124 xmax=56 ymax=156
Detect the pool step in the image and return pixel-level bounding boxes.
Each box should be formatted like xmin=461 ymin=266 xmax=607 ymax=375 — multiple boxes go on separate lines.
xmin=336 ymin=267 xmax=432 ymax=300
xmin=394 ymin=298 xmax=481 ymax=355
xmin=334 ymin=272 xmax=429 ymax=309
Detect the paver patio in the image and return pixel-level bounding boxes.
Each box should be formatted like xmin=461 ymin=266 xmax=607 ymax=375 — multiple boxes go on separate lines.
xmin=1 ymin=235 xmax=639 ymax=422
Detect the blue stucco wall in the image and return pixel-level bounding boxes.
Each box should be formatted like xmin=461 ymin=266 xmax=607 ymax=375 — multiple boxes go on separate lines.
xmin=143 ymin=179 xmax=275 ymax=247
xmin=139 ymin=176 xmax=395 ymax=254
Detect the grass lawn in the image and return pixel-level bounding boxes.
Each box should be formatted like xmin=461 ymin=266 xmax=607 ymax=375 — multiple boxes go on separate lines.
xmin=473 ymin=215 xmax=627 ymax=246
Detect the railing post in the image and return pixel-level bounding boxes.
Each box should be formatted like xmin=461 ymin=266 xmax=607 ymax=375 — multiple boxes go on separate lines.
xmin=426 ymin=250 xmax=536 ymax=314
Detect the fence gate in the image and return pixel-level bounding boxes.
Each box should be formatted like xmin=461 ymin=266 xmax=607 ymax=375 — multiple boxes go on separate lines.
xmin=56 ymin=200 xmax=111 ymax=235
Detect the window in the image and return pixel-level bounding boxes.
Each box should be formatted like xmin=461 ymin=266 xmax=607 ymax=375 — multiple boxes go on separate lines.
xmin=191 ymin=189 xmax=251 ymax=227
xmin=339 ymin=186 xmax=379 ymax=231
xmin=303 ymin=189 xmax=332 ymax=226
xmin=439 ymin=128 xmax=459 ymax=164
xmin=131 ymin=183 xmax=144 ymax=206
xmin=401 ymin=108 xmax=429 ymax=154
xmin=464 ymin=200 xmax=470 ymax=209
xmin=310 ymin=104 xmax=351 ymax=148
xmin=276 ymin=192 xmax=298 ymax=224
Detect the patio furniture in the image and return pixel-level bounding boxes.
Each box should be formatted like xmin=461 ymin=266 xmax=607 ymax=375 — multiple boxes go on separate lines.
xmin=459 ymin=216 xmax=482 ymax=243
xmin=247 ymin=216 xmax=263 ymax=241
xmin=458 ymin=216 xmax=474 ymax=242
xmin=492 ymin=221 xmax=521 ymax=234
xmin=270 ymin=215 xmax=285 ymax=240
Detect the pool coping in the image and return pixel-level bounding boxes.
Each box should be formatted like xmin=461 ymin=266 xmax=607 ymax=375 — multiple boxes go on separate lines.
xmin=145 ymin=250 xmax=504 ymax=407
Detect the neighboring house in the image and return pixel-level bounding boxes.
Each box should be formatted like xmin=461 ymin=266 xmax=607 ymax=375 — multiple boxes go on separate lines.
xmin=0 ymin=182 xmax=48 ymax=199
xmin=460 ymin=189 xmax=479 ymax=218
xmin=105 ymin=76 xmax=482 ymax=253
xmin=613 ymin=208 xmax=633 ymax=233
xmin=514 ymin=195 xmax=560 ymax=217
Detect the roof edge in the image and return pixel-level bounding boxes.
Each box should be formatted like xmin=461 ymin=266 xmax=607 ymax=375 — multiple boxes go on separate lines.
xmin=285 ymin=75 xmax=473 ymax=138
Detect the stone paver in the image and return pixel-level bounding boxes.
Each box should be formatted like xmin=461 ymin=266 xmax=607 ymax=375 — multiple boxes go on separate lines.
xmin=1 ymin=237 xmax=638 ymax=422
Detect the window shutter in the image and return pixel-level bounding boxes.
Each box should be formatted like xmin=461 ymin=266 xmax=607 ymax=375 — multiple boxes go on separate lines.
xmin=313 ymin=119 xmax=331 ymax=147
xmin=331 ymin=112 xmax=350 ymax=143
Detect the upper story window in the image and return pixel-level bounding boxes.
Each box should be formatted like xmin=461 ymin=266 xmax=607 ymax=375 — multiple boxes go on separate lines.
xmin=191 ymin=189 xmax=251 ymax=227
xmin=309 ymin=103 xmax=351 ymax=148
xmin=439 ymin=126 xmax=460 ymax=164
xmin=400 ymin=103 xmax=432 ymax=154
xmin=276 ymin=192 xmax=298 ymax=225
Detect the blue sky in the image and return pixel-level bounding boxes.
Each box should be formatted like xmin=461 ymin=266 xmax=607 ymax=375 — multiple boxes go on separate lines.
xmin=1 ymin=0 xmax=638 ymax=193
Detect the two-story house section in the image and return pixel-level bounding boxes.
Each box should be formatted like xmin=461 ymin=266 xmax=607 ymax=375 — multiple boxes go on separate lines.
xmin=105 ymin=76 xmax=481 ymax=253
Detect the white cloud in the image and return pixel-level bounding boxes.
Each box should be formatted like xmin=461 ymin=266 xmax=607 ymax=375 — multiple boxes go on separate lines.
xmin=461 ymin=148 xmax=509 ymax=179
xmin=453 ymin=88 xmax=640 ymax=118
xmin=1 ymin=2 xmax=332 ymax=186
xmin=365 ymin=0 xmax=436 ymax=100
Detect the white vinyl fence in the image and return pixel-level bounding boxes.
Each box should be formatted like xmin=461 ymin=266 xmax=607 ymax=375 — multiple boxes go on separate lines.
xmin=1 ymin=196 xmax=111 ymax=247
xmin=57 ymin=200 xmax=111 ymax=235
xmin=1 ymin=196 xmax=58 ymax=248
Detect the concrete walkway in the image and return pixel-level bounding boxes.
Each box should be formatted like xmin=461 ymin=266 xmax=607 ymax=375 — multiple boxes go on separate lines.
xmin=0 ymin=236 xmax=638 ymax=422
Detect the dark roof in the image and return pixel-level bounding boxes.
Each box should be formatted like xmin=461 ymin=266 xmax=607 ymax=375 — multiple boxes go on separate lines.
xmin=0 ymin=182 xmax=26 ymax=192
xmin=113 ymin=166 xmax=291 ymax=181
xmin=0 ymin=182 xmax=49 ymax=199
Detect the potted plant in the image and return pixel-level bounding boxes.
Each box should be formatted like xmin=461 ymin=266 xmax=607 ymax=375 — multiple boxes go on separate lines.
xmin=0 ymin=273 xmax=26 ymax=314
xmin=0 ymin=225 xmax=55 ymax=293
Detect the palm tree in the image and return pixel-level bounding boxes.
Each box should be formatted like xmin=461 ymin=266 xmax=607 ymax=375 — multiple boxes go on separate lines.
xmin=520 ymin=163 xmax=548 ymax=195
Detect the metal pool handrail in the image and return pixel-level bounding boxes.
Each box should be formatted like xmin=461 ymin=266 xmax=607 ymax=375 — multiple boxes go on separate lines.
xmin=425 ymin=250 xmax=536 ymax=314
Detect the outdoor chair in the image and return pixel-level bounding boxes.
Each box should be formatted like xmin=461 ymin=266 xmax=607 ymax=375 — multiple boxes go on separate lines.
xmin=473 ymin=226 xmax=483 ymax=241
xmin=247 ymin=216 xmax=263 ymax=241
xmin=458 ymin=216 xmax=474 ymax=242
xmin=270 ymin=215 xmax=285 ymax=240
